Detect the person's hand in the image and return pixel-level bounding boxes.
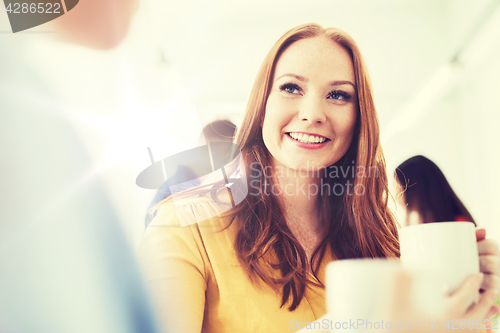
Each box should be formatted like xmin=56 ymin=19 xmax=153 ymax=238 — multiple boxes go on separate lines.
xmin=383 ymin=271 xmax=499 ymax=333
xmin=447 ymin=273 xmax=499 ymax=323
xmin=476 ymin=229 xmax=500 ymax=293
xmin=295 ymin=270 xmax=499 ymax=333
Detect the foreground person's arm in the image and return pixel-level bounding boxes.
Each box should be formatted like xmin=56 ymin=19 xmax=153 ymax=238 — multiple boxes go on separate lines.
xmin=138 ymin=204 xmax=207 ymax=333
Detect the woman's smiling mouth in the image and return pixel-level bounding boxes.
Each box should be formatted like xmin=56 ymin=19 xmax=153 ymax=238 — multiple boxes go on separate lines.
xmin=286 ymin=132 xmax=330 ymax=144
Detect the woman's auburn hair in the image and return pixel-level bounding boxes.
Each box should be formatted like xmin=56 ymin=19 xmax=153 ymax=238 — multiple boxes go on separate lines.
xmin=224 ymin=23 xmax=400 ymax=311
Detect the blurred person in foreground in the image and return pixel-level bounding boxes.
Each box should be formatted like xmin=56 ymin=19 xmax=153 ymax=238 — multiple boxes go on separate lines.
xmin=0 ymin=1 xmax=159 ymax=332
xmin=50 ymin=0 xmax=138 ymax=49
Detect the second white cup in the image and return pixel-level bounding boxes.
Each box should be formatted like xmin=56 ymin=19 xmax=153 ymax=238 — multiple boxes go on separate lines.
xmin=399 ymin=221 xmax=479 ymax=295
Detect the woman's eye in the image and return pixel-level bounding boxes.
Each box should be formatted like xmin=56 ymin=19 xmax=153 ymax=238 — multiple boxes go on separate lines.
xmin=279 ymin=83 xmax=301 ymax=95
xmin=328 ymin=91 xmax=351 ymax=100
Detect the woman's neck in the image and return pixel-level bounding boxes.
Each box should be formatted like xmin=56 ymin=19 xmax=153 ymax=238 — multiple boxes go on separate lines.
xmin=274 ymin=169 xmax=320 ymax=218
xmin=272 ymin=165 xmax=325 ymax=258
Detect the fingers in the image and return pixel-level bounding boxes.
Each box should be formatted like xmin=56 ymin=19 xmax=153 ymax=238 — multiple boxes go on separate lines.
xmin=481 ymin=273 xmax=500 ymax=291
xmin=486 ymin=304 xmax=500 ymax=319
xmin=478 ymin=237 xmax=500 ymax=293
xmin=464 ymin=289 xmax=499 ymax=319
xmin=479 ymin=255 xmax=500 ymax=275
xmin=476 ymin=228 xmax=487 ymax=241
xmin=448 ymin=273 xmax=484 ymax=317
xmin=477 ymin=239 xmax=500 ymax=256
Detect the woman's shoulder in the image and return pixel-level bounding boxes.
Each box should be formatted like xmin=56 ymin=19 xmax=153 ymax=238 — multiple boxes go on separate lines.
xmin=139 ymin=190 xmax=239 ymax=279
xmin=149 ymin=189 xmax=235 ymax=229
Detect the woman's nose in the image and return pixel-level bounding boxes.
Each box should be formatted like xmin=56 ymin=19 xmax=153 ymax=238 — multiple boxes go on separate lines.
xmin=298 ymin=95 xmax=327 ymax=124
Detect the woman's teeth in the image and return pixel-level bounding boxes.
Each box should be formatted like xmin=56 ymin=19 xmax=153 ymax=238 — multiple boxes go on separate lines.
xmin=288 ymin=132 xmax=327 ymax=144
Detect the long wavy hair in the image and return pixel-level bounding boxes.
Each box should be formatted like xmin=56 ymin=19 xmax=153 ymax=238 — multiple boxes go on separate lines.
xmin=224 ymin=24 xmax=400 ymax=311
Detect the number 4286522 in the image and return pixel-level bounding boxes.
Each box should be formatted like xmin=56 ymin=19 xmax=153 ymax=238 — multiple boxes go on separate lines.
xmin=5 ymin=3 xmax=62 ymax=14
xmin=443 ymin=319 xmax=499 ymax=330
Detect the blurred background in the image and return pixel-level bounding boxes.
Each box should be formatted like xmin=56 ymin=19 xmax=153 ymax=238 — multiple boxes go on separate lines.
xmin=1 ymin=0 xmax=499 ymax=251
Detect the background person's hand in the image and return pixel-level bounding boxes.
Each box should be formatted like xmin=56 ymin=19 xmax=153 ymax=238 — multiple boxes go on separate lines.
xmin=446 ymin=273 xmax=499 ymax=322
xmin=476 ymin=229 xmax=500 ymax=293
xmin=383 ymin=271 xmax=499 ymax=333
xmin=294 ymin=270 xmax=499 ymax=333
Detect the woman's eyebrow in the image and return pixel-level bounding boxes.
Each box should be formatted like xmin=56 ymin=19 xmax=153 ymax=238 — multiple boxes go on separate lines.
xmin=329 ymin=80 xmax=356 ymax=88
xmin=275 ymin=73 xmax=356 ymax=89
xmin=275 ymin=73 xmax=306 ymax=82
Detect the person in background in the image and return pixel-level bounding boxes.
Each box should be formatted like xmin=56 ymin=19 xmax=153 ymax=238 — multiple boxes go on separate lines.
xmin=145 ymin=120 xmax=237 ymax=228
xmin=394 ymin=155 xmax=475 ymax=226
xmin=394 ymin=158 xmax=497 ymax=333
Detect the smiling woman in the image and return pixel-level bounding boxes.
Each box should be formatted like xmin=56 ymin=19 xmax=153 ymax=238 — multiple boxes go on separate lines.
xmin=137 ymin=23 xmax=500 ymax=333
xmin=263 ymin=36 xmax=358 ymax=171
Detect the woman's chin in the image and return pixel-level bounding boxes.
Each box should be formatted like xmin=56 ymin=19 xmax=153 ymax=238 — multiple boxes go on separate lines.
xmin=273 ymin=162 xmax=327 ymax=177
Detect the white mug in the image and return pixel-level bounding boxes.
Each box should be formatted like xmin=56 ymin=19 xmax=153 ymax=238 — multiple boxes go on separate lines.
xmin=326 ymin=258 xmax=444 ymax=333
xmin=399 ymin=221 xmax=479 ymax=295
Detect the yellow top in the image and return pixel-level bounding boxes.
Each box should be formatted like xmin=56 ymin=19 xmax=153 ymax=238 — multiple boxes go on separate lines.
xmin=137 ymin=195 xmax=333 ymax=333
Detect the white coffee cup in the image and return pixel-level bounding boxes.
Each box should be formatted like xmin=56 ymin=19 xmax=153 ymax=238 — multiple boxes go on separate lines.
xmin=326 ymin=259 xmax=399 ymax=325
xmin=326 ymin=258 xmax=444 ymax=333
xmin=399 ymin=221 xmax=479 ymax=295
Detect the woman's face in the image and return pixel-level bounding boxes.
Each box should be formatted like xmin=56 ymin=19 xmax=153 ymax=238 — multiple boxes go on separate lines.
xmin=262 ymin=36 xmax=358 ymax=172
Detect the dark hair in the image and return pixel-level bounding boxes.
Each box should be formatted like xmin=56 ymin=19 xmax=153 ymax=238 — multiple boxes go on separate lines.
xmin=395 ymin=155 xmax=475 ymax=225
